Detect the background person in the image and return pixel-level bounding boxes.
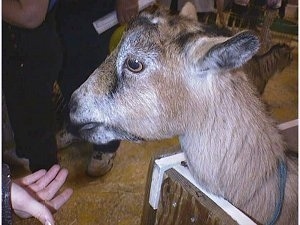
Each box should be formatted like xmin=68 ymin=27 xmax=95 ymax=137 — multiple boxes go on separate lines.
xmin=2 ymin=0 xmax=62 ymax=172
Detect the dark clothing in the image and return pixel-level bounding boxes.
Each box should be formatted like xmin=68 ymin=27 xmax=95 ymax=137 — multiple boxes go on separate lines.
xmin=197 ymin=12 xmax=217 ymax=24
xmin=227 ymin=2 xmax=249 ymax=28
xmin=56 ymin=0 xmax=116 ymax=101
xmin=2 ymin=164 xmax=12 ymax=225
xmin=56 ymin=0 xmax=120 ymax=152
xmin=2 ymin=9 xmax=62 ymax=172
xmin=278 ymin=0 xmax=288 ymax=19
xmin=248 ymin=0 xmax=266 ymax=29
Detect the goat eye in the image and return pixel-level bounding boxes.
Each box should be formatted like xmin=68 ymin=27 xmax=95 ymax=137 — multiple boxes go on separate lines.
xmin=126 ymin=58 xmax=144 ymax=72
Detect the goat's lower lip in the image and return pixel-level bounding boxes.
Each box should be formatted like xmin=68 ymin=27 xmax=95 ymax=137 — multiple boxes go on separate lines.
xmin=78 ymin=122 xmax=144 ymax=142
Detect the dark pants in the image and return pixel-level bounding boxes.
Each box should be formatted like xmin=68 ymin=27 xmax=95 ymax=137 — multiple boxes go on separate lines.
xmin=56 ymin=0 xmax=120 ymax=153
xmin=197 ymin=12 xmax=217 ymax=24
xmin=227 ymin=3 xmax=249 ymax=28
xmin=2 ymin=13 xmax=62 ymax=171
xmin=247 ymin=0 xmax=266 ymax=29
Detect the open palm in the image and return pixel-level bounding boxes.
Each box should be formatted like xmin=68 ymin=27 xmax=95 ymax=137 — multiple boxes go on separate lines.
xmin=11 ymin=165 xmax=73 ymax=225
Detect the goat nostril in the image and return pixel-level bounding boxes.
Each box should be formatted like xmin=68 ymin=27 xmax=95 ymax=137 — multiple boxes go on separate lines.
xmin=80 ymin=122 xmax=99 ymax=131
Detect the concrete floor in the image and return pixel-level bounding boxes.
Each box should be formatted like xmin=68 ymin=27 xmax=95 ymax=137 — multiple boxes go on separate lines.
xmin=10 ymin=33 xmax=298 ymax=225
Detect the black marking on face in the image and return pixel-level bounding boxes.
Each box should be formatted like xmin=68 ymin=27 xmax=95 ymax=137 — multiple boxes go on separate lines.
xmin=174 ymin=31 xmax=199 ymax=50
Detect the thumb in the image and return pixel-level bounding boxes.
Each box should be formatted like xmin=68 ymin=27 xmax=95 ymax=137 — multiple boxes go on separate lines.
xmin=27 ymin=200 xmax=55 ymax=225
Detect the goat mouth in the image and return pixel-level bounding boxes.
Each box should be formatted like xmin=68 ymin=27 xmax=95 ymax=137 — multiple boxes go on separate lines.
xmin=77 ymin=122 xmax=144 ymax=142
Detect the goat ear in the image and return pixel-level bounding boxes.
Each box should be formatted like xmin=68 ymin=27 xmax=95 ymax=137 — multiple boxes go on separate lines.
xmin=180 ymin=2 xmax=198 ymax=21
xmin=199 ymin=31 xmax=260 ymax=72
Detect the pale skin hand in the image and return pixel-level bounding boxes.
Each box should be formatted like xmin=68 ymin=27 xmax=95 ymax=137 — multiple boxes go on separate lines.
xmin=2 ymin=0 xmax=49 ymax=29
xmin=116 ymin=0 xmax=139 ymax=24
xmin=11 ymin=165 xmax=73 ymax=225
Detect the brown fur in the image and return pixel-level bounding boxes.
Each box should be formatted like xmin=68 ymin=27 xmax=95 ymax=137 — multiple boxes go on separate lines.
xmin=243 ymin=43 xmax=294 ymax=95
xmin=69 ymin=3 xmax=298 ymax=224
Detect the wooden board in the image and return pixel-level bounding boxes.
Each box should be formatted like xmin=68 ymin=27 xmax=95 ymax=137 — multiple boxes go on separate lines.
xmin=155 ymin=169 xmax=238 ymax=225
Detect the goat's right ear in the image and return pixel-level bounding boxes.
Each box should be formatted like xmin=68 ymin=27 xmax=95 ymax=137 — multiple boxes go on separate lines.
xmin=198 ymin=31 xmax=260 ymax=73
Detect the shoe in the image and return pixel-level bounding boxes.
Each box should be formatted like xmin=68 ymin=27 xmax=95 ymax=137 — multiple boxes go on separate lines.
xmin=86 ymin=151 xmax=116 ymax=177
xmin=56 ymin=128 xmax=81 ymax=149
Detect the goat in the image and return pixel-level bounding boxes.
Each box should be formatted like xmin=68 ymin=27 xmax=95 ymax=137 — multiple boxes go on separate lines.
xmin=242 ymin=43 xmax=294 ymax=95
xmin=69 ymin=3 xmax=298 ymax=224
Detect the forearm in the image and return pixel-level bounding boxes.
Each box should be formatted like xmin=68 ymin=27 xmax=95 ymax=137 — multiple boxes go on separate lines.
xmin=3 ymin=0 xmax=49 ymax=29
xmin=116 ymin=0 xmax=139 ymax=24
xmin=2 ymin=164 xmax=12 ymax=225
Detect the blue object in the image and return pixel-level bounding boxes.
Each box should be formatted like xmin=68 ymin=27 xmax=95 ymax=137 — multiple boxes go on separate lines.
xmin=265 ymin=160 xmax=287 ymax=225
xmin=48 ymin=0 xmax=58 ymax=12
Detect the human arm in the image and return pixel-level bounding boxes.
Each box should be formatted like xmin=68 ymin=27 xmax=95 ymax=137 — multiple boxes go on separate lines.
xmin=2 ymin=0 xmax=49 ymax=29
xmin=115 ymin=0 xmax=139 ymax=24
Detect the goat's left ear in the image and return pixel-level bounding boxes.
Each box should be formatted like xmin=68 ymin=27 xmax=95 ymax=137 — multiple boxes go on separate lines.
xmin=199 ymin=31 xmax=260 ymax=73
xmin=180 ymin=2 xmax=198 ymax=21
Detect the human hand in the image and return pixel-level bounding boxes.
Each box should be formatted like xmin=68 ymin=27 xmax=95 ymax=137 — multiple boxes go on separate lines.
xmin=116 ymin=0 xmax=139 ymax=24
xmin=11 ymin=165 xmax=73 ymax=225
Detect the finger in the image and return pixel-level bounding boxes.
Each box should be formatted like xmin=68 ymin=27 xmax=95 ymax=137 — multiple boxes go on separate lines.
xmin=29 ymin=165 xmax=61 ymax=192
xmin=30 ymin=201 xmax=55 ymax=225
xmin=37 ymin=168 xmax=69 ymax=201
xmin=47 ymin=188 xmax=73 ymax=211
xmin=16 ymin=169 xmax=47 ymax=186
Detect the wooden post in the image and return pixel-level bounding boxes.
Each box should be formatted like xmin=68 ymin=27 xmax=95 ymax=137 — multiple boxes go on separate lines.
xmin=141 ymin=146 xmax=182 ymax=225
